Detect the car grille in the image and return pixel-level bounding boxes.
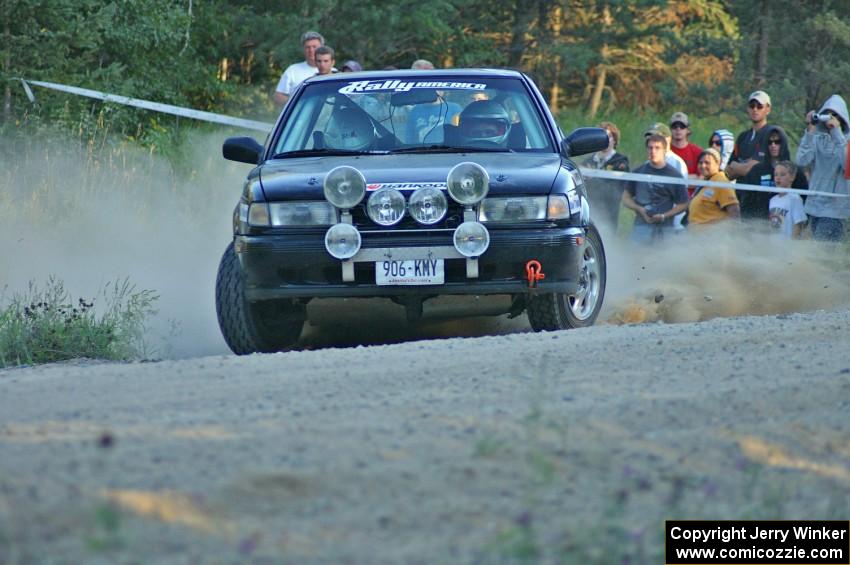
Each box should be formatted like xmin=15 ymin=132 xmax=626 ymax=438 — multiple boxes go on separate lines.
xmin=350 ymin=200 xmax=467 ymax=231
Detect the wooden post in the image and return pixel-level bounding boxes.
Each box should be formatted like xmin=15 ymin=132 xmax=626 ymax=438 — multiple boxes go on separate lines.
xmin=754 ymin=0 xmax=770 ymax=86
xmin=3 ymin=17 xmax=10 ymax=124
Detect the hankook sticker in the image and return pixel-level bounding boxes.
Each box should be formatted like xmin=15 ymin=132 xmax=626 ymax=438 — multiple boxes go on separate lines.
xmin=367 ymin=182 xmax=448 ymax=191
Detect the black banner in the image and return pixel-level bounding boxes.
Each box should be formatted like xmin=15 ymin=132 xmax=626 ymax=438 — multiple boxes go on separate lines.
xmin=666 ymin=520 xmax=849 ymax=564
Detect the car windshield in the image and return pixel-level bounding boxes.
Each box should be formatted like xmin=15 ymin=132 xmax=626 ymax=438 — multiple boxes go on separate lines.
xmin=272 ymin=76 xmax=555 ymax=156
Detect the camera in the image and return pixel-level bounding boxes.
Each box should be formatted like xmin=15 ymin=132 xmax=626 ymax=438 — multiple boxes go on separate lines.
xmin=810 ymin=112 xmax=832 ymax=124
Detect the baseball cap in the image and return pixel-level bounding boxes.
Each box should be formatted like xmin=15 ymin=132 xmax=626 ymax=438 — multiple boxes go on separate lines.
xmin=748 ymin=90 xmax=771 ymax=106
xmin=670 ymin=111 xmax=689 ymax=127
xmin=341 ymin=60 xmax=362 ymax=72
xmin=644 ymin=122 xmax=672 ymax=137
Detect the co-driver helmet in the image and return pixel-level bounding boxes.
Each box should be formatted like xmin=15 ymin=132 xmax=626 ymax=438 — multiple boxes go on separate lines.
xmin=458 ymin=100 xmax=511 ymax=145
xmin=325 ymin=107 xmax=375 ymax=151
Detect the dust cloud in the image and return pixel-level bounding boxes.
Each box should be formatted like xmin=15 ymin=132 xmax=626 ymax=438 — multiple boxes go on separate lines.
xmin=599 ymin=223 xmax=850 ymax=325
xmin=3 ymin=135 xmax=849 ymax=360
xmin=0 ymin=131 xmax=249 ymax=358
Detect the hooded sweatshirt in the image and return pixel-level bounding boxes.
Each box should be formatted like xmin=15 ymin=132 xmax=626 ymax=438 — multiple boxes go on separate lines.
xmin=796 ymin=94 xmax=850 ymax=219
xmin=739 ymin=125 xmax=808 ymax=219
xmin=710 ymin=129 xmax=736 ymax=171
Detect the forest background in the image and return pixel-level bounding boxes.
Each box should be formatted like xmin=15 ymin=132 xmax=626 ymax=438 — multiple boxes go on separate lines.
xmin=2 ymin=0 xmax=850 ymax=168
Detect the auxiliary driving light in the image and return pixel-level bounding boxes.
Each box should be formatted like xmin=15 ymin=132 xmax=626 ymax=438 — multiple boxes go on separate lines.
xmin=409 ymin=186 xmax=448 ymax=225
xmin=453 ymin=221 xmax=490 ymax=257
xmin=323 ymin=166 xmax=367 ymax=209
xmin=366 ymin=187 xmax=406 ymax=226
xmin=324 ymin=223 xmax=362 ymax=259
xmin=446 ymin=162 xmax=489 ymax=205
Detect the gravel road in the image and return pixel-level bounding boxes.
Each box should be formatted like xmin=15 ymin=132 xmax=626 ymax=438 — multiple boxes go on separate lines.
xmin=2 ymin=306 xmax=849 ymax=564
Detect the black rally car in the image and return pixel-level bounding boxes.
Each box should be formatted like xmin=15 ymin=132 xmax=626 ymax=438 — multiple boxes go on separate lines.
xmin=217 ymin=69 xmax=608 ymax=354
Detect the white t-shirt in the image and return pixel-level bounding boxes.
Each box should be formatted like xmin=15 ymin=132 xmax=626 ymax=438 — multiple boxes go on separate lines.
xmin=768 ymin=192 xmax=807 ymax=238
xmin=276 ymin=61 xmax=317 ymax=96
xmin=666 ymin=152 xmax=688 ymax=229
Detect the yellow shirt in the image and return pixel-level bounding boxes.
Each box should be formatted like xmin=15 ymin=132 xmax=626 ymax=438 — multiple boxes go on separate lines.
xmin=688 ymin=171 xmax=739 ymax=226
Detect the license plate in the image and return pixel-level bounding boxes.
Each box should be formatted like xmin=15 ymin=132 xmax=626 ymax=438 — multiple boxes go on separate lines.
xmin=376 ymin=259 xmax=444 ymax=285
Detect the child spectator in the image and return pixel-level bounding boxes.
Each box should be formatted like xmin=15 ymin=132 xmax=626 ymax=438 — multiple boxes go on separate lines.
xmin=687 ymin=148 xmax=740 ymax=230
xmin=768 ymin=161 xmax=807 ymax=239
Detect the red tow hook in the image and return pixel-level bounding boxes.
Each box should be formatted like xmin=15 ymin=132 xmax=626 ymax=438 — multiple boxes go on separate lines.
xmin=525 ymin=260 xmax=545 ymax=288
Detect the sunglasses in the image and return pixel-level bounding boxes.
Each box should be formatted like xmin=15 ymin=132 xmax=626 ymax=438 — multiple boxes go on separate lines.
xmin=670 ymin=122 xmax=688 ymax=130
xmin=768 ymin=139 xmax=782 ymax=146
xmin=710 ymin=139 xmax=722 ymax=146
xmin=748 ymin=100 xmax=765 ymax=110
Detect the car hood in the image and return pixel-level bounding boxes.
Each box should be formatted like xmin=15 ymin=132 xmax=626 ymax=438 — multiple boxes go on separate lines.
xmin=258 ymin=153 xmax=563 ymax=200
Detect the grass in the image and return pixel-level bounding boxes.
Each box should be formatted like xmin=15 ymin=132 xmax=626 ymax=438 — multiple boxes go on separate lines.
xmin=0 ymin=276 xmax=157 ymax=367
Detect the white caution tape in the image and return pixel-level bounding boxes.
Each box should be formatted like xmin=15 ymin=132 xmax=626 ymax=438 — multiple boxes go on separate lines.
xmin=15 ymin=78 xmax=850 ymax=196
xmin=579 ymin=167 xmax=849 ymax=198
xmin=21 ymin=79 xmax=275 ymax=132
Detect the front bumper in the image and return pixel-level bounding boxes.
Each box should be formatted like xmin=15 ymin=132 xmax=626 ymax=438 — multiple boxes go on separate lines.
xmin=235 ymin=226 xmax=586 ymax=300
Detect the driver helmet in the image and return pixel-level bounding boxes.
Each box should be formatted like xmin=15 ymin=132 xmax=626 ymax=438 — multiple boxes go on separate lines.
xmin=325 ymin=107 xmax=375 ymax=151
xmin=458 ymin=100 xmax=511 ymax=145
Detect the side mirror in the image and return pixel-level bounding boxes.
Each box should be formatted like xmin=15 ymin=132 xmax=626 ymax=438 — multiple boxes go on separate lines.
xmin=561 ymin=127 xmax=609 ymax=158
xmin=223 ymin=137 xmax=264 ymax=164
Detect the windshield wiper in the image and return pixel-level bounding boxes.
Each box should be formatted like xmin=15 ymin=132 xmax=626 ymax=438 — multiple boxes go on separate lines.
xmin=390 ymin=145 xmax=513 ymax=154
xmin=271 ymin=148 xmax=386 ymax=158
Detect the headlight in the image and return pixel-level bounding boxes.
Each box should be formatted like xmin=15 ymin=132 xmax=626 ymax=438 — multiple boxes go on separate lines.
xmin=478 ymin=196 xmax=547 ymax=222
xmin=323 ymin=166 xmax=367 ymax=209
xmin=409 ymin=187 xmax=448 ymax=225
xmin=366 ymin=187 xmax=406 ymax=226
xmin=447 ymin=162 xmax=489 ymax=205
xmin=547 ymin=195 xmax=571 ymax=220
xmin=248 ymin=203 xmax=270 ymax=226
xmin=324 ymin=223 xmax=361 ymax=259
xmin=269 ymin=201 xmax=336 ymax=226
xmin=453 ymin=221 xmax=490 ymax=257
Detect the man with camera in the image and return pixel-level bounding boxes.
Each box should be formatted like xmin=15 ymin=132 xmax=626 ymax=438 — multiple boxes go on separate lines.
xmin=796 ymin=94 xmax=850 ymax=241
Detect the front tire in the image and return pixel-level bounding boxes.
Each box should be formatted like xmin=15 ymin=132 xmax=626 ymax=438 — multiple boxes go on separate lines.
xmin=215 ymin=243 xmax=305 ymax=354
xmin=526 ymin=224 xmax=606 ymax=331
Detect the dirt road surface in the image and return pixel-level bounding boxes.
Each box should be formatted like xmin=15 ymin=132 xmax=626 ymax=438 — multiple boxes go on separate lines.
xmin=2 ymin=306 xmax=849 ymax=564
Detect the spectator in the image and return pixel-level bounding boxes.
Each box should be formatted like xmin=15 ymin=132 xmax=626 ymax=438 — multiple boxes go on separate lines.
xmin=796 ymin=94 xmax=850 ymax=241
xmin=669 ymin=111 xmax=703 ymax=184
xmin=687 ymin=148 xmax=740 ymax=230
xmin=707 ymin=129 xmax=735 ymax=171
xmin=621 ymin=133 xmax=689 ymax=244
xmin=768 ymin=161 xmax=807 ymax=239
xmin=738 ymin=126 xmax=808 ymax=219
xmin=645 ymin=122 xmax=688 ymax=231
xmin=314 ymin=46 xmax=336 ymax=76
xmin=644 ymin=122 xmax=687 ymax=177
xmin=581 ymin=121 xmax=630 ymax=228
xmin=341 ymin=60 xmax=363 ymax=72
xmin=275 ymin=31 xmax=325 ymax=105
xmin=411 ymin=59 xmax=435 ymax=70
xmin=726 ymin=90 xmax=772 ymax=180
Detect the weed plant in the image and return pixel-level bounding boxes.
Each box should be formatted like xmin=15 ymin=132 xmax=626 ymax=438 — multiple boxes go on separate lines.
xmin=0 ymin=276 xmax=157 ymax=367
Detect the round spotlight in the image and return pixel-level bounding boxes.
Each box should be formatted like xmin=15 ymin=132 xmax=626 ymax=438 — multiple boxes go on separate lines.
xmin=366 ymin=187 xmax=406 ymax=226
xmin=447 ymin=162 xmax=489 ymax=205
xmin=324 ymin=223 xmax=361 ymax=259
xmin=323 ymin=166 xmax=367 ymax=209
xmin=453 ymin=221 xmax=490 ymax=257
xmin=409 ymin=186 xmax=448 ymax=225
